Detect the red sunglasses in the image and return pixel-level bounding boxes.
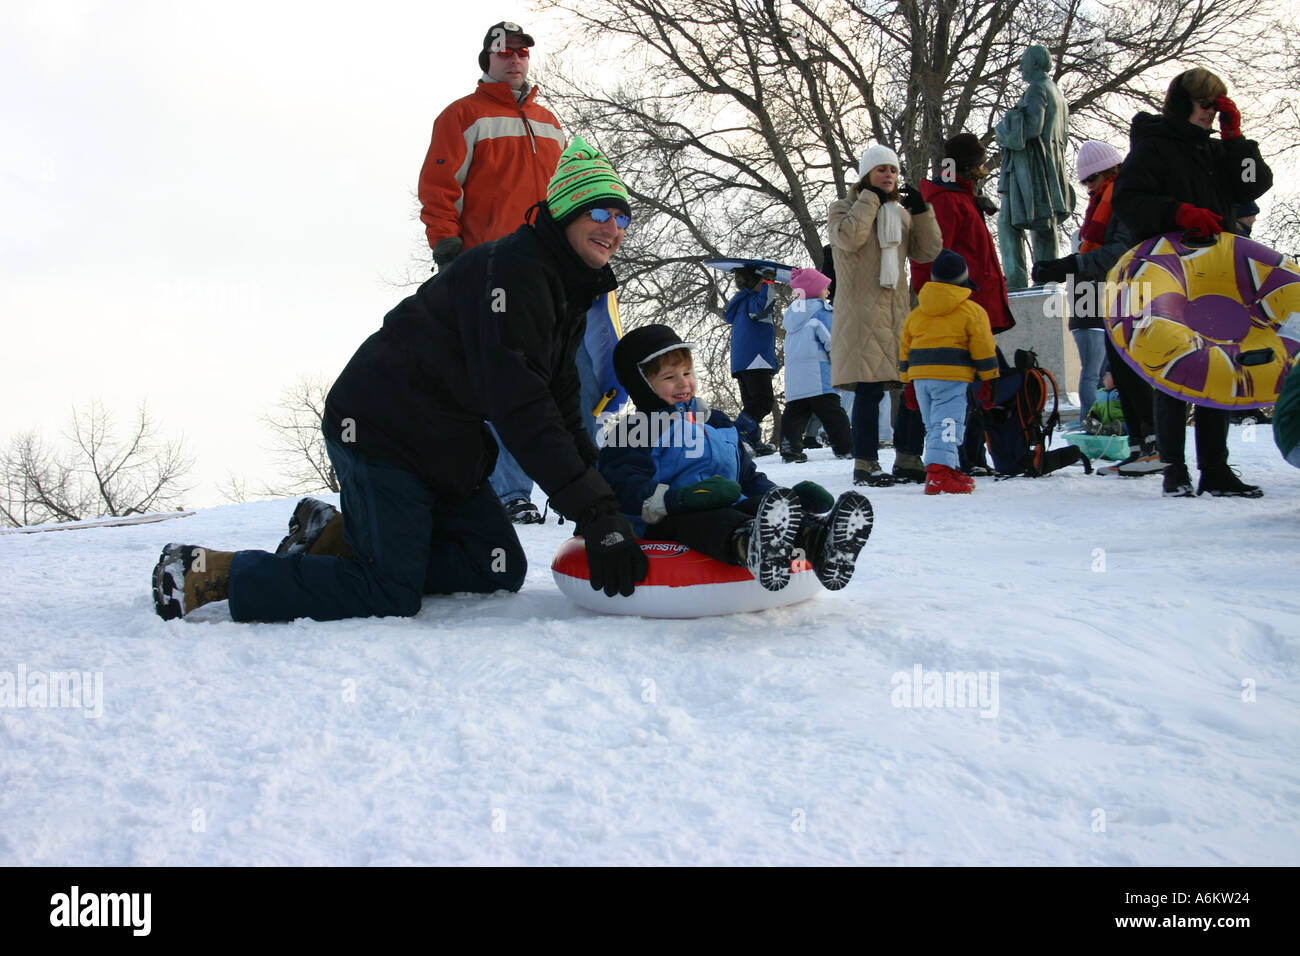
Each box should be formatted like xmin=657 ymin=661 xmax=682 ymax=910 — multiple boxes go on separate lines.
xmin=493 ymin=47 xmax=530 ymax=59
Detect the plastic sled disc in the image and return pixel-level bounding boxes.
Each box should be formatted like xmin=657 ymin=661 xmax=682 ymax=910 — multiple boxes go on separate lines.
xmin=1064 ymin=432 xmax=1129 ymax=461
xmin=703 ymin=258 xmax=794 ymax=285
xmin=1104 ymin=231 xmax=1300 ymax=409
xmin=552 ymin=537 xmax=820 ymax=618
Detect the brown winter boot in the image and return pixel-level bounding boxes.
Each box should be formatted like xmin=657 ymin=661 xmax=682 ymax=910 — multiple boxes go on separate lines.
xmin=307 ymin=513 xmax=353 ymax=558
xmin=892 ymin=452 xmax=927 ymax=484
xmin=152 ymin=544 xmax=235 ymax=620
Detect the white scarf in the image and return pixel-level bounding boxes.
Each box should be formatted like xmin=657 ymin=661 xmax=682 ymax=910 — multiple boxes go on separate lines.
xmin=876 ymin=199 xmax=903 ymax=289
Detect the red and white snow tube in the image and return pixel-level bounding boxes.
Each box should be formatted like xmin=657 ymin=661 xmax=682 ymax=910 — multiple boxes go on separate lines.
xmin=551 ymin=537 xmax=821 ymax=618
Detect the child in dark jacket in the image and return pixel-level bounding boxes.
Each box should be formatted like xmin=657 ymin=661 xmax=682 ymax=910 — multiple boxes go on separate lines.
xmin=598 ymin=324 xmax=875 ymax=592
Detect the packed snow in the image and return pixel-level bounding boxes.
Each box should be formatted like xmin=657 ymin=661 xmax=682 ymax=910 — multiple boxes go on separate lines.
xmin=2 ymin=423 xmax=1298 ymax=865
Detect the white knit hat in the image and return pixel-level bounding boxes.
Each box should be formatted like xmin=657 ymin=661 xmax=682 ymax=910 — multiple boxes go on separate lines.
xmin=1075 ymin=140 xmax=1122 ymax=183
xmin=858 ymin=144 xmax=900 ymax=179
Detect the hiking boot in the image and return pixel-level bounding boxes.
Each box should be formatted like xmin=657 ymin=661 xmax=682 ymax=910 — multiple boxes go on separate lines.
xmin=781 ymin=449 xmax=808 ymax=463
xmin=853 ymin=459 xmax=895 ymax=487
xmin=965 ymin=464 xmax=994 ymax=477
xmin=802 ymin=435 xmax=824 ymax=450
xmin=891 ymin=452 xmax=927 ymax=484
xmin=803 ymin=491 xmax=874 ymax=591
xmin=276 ymin=497 xmax=341 ymax=555
xmin=744 ymin=488 xmax=802 ymax=592
xmin=1197 ymin=464 xmax=1263 ymax=498
xmin=751 ymin=442 xmax=778 ymax=458
xmin=925 ymin=464 xmax=973 ymax=495
xmin=952 ymin=468 xmax=977 ymax=490
xmin=1114 ymin=441 xmax=1163 ymax=477
xmin=1161 ymin=463 xmax=1194 ymax=497
xmin=152 ymin=544 xmax=235 ymax=620
xmin=505 ymin=497 xmax=544 ymax=524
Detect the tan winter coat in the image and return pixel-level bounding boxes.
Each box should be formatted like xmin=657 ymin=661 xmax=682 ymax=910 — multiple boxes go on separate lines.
xmin=827 ymin=185 xmax=943 ymax=387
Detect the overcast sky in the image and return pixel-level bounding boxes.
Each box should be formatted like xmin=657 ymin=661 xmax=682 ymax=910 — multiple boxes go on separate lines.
xmin=2 ymin=1 xmax=566 ymax=508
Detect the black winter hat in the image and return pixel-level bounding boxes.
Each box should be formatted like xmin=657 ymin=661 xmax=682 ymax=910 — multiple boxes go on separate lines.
xmin=930 ymin=249 xmax=977 ymax=290
xmin=944 ymin=133 xmax=986 ymax=176
xmin=479 ymin=21 xmax=535 ymax=73
xmin=613 ymin=324 xmax=696 ymax=411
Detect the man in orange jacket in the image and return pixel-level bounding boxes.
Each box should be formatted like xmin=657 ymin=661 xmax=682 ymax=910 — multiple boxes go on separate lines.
xmin=418 ymin=23 xmax=624 ymax=525
xmin=418 ymin=21 xmax=567 ymax=266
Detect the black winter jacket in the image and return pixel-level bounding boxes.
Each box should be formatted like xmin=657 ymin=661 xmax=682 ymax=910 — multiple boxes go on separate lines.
xmin=1112 ymin=112 xmax=1272 ymax=242
xmin=323 ymin=207 xmax=617 ymax=519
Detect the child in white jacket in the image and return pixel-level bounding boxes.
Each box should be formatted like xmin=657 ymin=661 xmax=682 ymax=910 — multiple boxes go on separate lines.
xmin=780 ymin=267 xmax=853 ymax=462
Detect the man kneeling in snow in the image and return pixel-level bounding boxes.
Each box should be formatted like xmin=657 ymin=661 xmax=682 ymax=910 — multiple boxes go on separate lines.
xmin=151 ymin=137 xmax=647 ymax=622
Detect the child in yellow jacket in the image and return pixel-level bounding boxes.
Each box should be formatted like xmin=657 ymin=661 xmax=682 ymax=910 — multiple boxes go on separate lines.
xmin=899 ymin=250 xmax=999 ymax=495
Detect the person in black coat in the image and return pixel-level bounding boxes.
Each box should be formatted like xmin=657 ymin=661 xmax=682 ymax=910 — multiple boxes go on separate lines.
xmin=1111 ymin=67 xmax=1273 ymax=497
xmin=152 ymin=137 xmax=649 ymax=622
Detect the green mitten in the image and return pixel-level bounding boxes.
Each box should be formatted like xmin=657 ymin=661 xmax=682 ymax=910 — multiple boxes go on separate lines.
xmin=670 ymin=477 xmax=743 ymax=512
xmin=791 ymin=480 xmax=835 ymax=514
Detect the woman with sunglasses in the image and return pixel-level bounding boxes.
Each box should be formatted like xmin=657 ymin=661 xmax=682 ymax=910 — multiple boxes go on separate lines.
xmin=1111 ymin=67 xmax=1274 ymax=497
xmin=152 ymin=137 xmax=649 ymax=623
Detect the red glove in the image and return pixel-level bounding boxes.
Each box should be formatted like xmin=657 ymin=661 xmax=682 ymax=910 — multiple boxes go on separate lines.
xmin=1175 ymin=203 xmax=1223 ymax=237
xmin=977 ymin=381 xmax=995 ymax=410
xmin=1216 ymin=95 xmax=1241 ymax=139
xmin=903 ymin=382 xmax=918 ymax=411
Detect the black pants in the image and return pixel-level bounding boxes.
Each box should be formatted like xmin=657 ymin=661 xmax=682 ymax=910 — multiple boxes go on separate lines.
xmin=734 ymin=370 xmax=776 ymax=426
xmin=643 ymin=496 xmax=762 ymax=566
xmin=783 ymin=394 xmax=852 ymax=455
xmin=1155 ymin=391 xmax=1229 ymax=469
xmin=1104 ymin=336 xmax=1156 ymax=447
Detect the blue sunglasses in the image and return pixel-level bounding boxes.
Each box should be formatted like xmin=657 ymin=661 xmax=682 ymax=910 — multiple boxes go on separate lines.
xmin=586 ymin=208 xmax=630 ymax=229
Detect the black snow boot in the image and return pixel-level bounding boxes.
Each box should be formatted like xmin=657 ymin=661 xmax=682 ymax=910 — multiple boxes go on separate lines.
xmin=1197 ymin=464 xmax=1263 ymax=498
xmin=801 ymin=491 xmax=874 ymax=591
xmin=744 ymin=488 xmax=802 ymax=592
xmin=505 ymin=497 xmax=544 ymax=524
xmin=1161 ymin=463 xmax=1194 ymax=498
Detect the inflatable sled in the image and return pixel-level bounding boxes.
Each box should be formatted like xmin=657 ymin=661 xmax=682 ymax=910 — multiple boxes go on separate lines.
xmin=551 ymin=537 xmax=820 ymax=618
xmin=1063 ymin=433 xmax=1129 ymax=461
xmin=703 ymin=257 xmax=794 ymax=285
xmin=1104 ymin=231 xmax=1300 ymax=409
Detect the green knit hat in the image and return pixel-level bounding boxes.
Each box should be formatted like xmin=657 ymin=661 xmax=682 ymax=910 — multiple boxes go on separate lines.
xmin=546 ymin=134 xmax=632 ymax=227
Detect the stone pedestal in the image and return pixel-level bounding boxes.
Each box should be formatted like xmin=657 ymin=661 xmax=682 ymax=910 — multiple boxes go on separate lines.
xmin=996 ymin=286 xmax=1081 ymax=407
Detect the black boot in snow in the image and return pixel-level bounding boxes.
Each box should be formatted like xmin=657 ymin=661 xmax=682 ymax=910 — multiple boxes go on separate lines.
xmin=745 ymin=488 xmax=802 ymax=592
xmin=1197 ymin=464 xmax=1263 ymax=498
xmin=805 ymin=491 xmax=874 ymax=591
xmin=1161 ymin=463 xmax=1194 ymax=498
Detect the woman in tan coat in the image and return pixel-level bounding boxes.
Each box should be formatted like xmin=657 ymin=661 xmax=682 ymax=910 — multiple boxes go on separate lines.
xmin=829 ymin=144 xmax=942 ymax=485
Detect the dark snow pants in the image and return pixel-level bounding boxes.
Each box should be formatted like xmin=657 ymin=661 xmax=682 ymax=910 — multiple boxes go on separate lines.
xmin=1154 ymin=392 xmax=1229 ymax=470
xmin=782 ymin=393 xmax=852 ymax=456
xmin=227 ymin=440 xmax=527 ymax=621
xmin=643 ymin=496 xmax=762 ymax=566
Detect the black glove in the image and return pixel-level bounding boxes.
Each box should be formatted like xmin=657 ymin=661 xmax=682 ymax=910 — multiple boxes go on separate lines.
xmin=432 ymin=236 xmax=463 ymax=269
xmin=861 ymin=181 xmax=890 ymax=203
xmin=1031 ymin=255 xmax=1076 ymax=285
xmin=898 ymin=185 xmax=926 ymax=215
xmin=579 ymin=502 xmax=647 ymax=597
xmin=973 ymin=194 xmax=999 ymax=217
xmin=668 ymin=477 xmax=742 ymax=513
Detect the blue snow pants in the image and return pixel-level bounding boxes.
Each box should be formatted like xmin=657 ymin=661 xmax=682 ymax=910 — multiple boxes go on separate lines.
xmin=227 ymin=440 xmax=527 ymax=621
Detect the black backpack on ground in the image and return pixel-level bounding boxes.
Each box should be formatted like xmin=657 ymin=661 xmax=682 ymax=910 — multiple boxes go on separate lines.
xmin=976 ymin=349 xmax=1092 ymax=477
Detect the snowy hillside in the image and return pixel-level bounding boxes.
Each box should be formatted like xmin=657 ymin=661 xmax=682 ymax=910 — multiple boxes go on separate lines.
xmin=2 ymin=425 xmax=1298 ymax=866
